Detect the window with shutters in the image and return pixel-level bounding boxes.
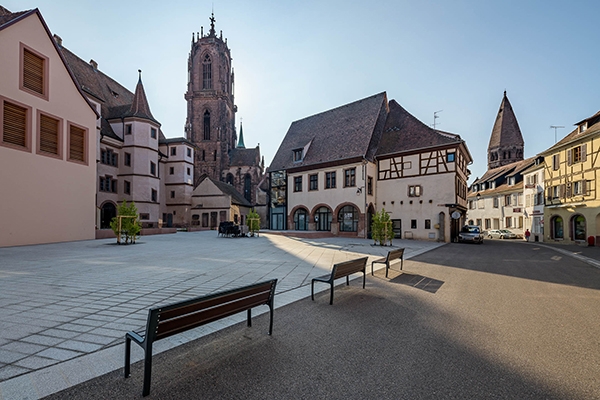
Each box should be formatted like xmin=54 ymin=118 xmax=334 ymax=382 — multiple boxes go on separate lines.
xmin=568 ymin=144 xmax=586 ymax=165
xmin=20 ymin=44 xmax=48 ymax=100
xmin=1 ymin=97 xmax=31 ymax=152
xmin=37 ymin=111 xmax=61 ymax=158
xmin=67 ymin=122 xmax=87 ymax=164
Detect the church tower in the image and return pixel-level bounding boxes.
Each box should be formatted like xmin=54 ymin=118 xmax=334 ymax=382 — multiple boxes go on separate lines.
xmin=487 ymin=91 xmax=524 ymax=169
xmin=185 ymin=13 xmax=237 ymax=183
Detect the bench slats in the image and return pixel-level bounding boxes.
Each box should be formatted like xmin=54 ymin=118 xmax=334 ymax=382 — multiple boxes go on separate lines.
xmin=156 ymin=283 xmax=272 ymax=321
xmin=371 ymin=248 xmax=404 ymax=277
xmin=333 ymin=258 xmax=367 ymax=280
xmin=156 ymin=290 xmax=272 ymax=339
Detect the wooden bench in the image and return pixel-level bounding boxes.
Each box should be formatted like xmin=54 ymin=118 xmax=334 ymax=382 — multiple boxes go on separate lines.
xmin=311 ymin=257 xmax=368 ymax=305
xmin=371 ymin=248 xmax=404 ymax=278
xmin=124 ymin=279 xmax=277 ymax=397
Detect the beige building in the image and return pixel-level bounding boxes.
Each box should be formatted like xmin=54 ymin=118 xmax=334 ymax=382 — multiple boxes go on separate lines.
xmin=191 ymin=175 xmax=252 ymax=229
xmin=540 ymin=111 xmax=600 ymax=244
xmin=0 ymin=7 xmax=97 ymax=247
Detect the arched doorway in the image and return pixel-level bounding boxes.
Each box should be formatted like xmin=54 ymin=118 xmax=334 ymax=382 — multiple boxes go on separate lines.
xmin=338 ymin=205 xmax=358 ymax=232
xmin=572 ymin=214 xmax=586 ymax=241
xmin=293 ymin=208 xmax=308 ymax=230
xmin=551 ymin=216 xmax=564 ymax=239
xmin=100 ymin=202 xmax=116 ymax=229
xmin=315 ymin=206 xmax=332 ymax=231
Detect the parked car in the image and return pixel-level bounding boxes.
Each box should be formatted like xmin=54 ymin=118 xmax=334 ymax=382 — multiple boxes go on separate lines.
xmin=487 ymin=229 xmax=517 ymax=239
xmin=458 ymin=225 xmax=483 ymax=244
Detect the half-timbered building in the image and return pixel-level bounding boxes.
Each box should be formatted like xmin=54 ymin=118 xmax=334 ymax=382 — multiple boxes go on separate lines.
xmin=268 ymin=92 xmax=472 ymax=242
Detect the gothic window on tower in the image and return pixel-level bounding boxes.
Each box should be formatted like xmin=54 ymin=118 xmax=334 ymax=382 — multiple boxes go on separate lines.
xmin=203 ymin=110 xmax=210 ymax=140
xmin=202 ymin=54 xmax=212 ymax=89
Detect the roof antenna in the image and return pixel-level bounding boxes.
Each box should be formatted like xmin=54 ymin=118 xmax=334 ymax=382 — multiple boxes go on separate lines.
xmin=431 ymin=110 xmax=443 ymax=130
xmin=550 ymin=125 xmax=565 ymax=143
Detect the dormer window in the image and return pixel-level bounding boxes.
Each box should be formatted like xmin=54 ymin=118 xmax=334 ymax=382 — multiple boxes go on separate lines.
xmin=293 ymin=148 xmax=303 ymax=162
xmin=579 ymin=123 xmax=587 ymax=133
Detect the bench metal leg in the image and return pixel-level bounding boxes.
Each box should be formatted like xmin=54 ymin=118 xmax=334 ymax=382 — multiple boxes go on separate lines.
xmin=142 ymin=344 xmax=153 ymax=397
xmin=329 ymin=282 xmax=334 ymax=305
xmin=247 ymin=309 xmax=252 ymax=327
xmin=311 ymin=280 xmax=315 ymax=301
xmin=124 ymin=335 xmax=131 ymax=378
xmin=401 ymin=257 xmax=403 ymax=270
xmin=346 ymin=276 xmax=350 ymax=286
xmin=362 ymin=271 xmax=366 ymax=289
xmin=268 ymin=304 xmax=274 ymax=335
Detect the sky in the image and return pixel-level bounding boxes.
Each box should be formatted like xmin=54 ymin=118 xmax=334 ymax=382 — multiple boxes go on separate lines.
xmin=6 ymin=0 xmax=600 ymax=182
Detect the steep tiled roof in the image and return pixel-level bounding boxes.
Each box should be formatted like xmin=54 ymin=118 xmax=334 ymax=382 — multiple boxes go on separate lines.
xmin=229 ymin=147 xmax=260 ymax=167
xmin=472 ymin=157 xmax=535 ymax=187
xmin=0 ymin=6 xmax=32 ymax=28
xmin=376 ymin=100 xmax=462 ymax=156
xmin=488 ymin=91 xmax=524 ymax=149
xmin=269 ymin=92 xmax=388 ymax=171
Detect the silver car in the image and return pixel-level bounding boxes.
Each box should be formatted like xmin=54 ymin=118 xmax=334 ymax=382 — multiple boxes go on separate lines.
xmin=487 ymin=229 xmax=517 ymax=239
xmin=458 ymin=225 xmax=483 ymax=244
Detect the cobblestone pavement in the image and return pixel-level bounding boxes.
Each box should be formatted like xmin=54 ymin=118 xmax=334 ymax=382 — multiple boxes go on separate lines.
xmin=0 ymin=231 xmax=442 ymax=399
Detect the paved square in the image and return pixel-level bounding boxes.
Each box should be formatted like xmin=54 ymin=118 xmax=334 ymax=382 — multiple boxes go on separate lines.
xmin=0 ymin=231 xmax=441 ymax=399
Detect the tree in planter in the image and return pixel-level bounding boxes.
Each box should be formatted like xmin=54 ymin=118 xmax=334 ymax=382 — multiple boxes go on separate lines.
xmin=246 ymin=209 xmax=260 ymax=237
xmin=371 ymin=208 xmax=394 ymax=246
xmin=110 ymin=200 xmax=142 ymax=244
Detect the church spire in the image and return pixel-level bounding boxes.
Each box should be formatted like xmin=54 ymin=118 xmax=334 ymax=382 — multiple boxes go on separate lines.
xmin=487 ymin=91 xmax=524 ymax=169
xmin=237 ymin=121 xmax=246 ymax=148
xmin=128 ymin=69 xmax=156 ymax=122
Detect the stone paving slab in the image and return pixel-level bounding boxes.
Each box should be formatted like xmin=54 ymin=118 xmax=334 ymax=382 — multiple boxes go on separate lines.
xmin=0 ymin=231 xmax=442 ymax=399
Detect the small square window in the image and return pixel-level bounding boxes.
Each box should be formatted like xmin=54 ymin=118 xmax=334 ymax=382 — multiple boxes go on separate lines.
xmin=171 ymin=147 xmax=176 ymax=156
xmin=187 ymin=167 xmax=191 ymax=175
xmin=125 ymin=124 xmax=132 ymax=135
xmin=170 ymin=191 xmax=175 ymax=198
xmin=151 ymin=127 xmax=157 ymax=139
xmin=447 ymin=153 xmax=456 ymax=162
xmin=294 ymin=176 xmax=302 ymax=192
xmin=425 ymin=219 xmax=431 ymax=229
xmin=187 ymin=148 xmax=192 ymax=157
xmin=124 ymin=152 xmax=131 ymax=166
xmin=325 ymin=171 xmax=336 ymax=189
xmin=124 ymin=180 xmax=131 ymax=195
xmin=169 ymin=167 xmax=174 ymax=175
xmin=150 ymin=161 xmax=156 ymax=176
xmin=411 ymin=220 xmax=417 ymax=229
xmin=408 ymin=185 xmax=422 ymax=197
xmin=151 ymin=189 xmax=157 ymax=202
xmin=344 ymin=168 xmax=356 ymax=187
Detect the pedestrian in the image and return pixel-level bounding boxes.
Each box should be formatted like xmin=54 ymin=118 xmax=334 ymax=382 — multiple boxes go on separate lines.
xmin=525 ymin=229 xmax=531 ymax=242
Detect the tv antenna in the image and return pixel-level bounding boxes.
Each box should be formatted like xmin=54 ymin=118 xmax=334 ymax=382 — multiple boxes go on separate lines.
xmin=432 ymin=110 xmax=443 ymax=130
xmin=550 ymin=125 xmax=565 ymax=143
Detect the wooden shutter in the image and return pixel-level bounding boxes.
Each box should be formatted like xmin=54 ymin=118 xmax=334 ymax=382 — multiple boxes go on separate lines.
xmin=69 ymin=125 xmax=85 ymax=162
xmin=3 ymin=102 xmax=27 ymax=147
xmin=39 ymin=114 xmax=59 ymax=154
xmin=567 ymin=149 xmax=572 ymax=166
xmin=582 ymin=144 xmax=587 ymax=162
xmin=23 ymin=49 xmax=44 ymax=95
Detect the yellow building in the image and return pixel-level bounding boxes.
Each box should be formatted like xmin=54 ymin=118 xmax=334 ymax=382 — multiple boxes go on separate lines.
xmin=540 ymin=111 xmax=600 ymax=244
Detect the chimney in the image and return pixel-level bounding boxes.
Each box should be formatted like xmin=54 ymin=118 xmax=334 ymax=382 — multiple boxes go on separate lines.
xmin=53 ymin=34 xmax=62 ymax=46
xmin=89 ymin=59 xmax=98 ymax=70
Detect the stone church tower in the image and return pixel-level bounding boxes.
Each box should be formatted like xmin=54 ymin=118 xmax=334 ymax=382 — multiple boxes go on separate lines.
xmin=185 ymin=14 xmax=264 ymax=205
xmin=487 ymin=91 xmax=524 ymax=169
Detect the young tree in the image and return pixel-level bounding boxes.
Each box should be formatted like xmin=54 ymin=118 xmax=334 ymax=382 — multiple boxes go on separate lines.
xmin=246 ymin=209 xmax=260 ymax=237
xmin=371 ymin=209 xmax=394 ymax=246
xmin=110 ymin=200 xmax=142 ymax=244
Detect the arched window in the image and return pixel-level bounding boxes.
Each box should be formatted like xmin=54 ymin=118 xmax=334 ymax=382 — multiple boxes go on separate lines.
xmin=226 ymin=173 xmax=234 ymax=185
xmin=572 ymin=215 xmax=586 ymax=241
xmin=294 ymin=208 xmax=308 ymax=230
xmin=244 ymin=174 xmax=252 ymax=202
xmin=338 ymin=205 xmax=358 ymax=232
xmin=203 ymin=110 xmax=211 ymax=140
xmin=202 ymin=54 xmax=212 ymax=89
xmin=551 ymin=216 xmax=564 ymax=239
xmin=315 ymin=207 xmax=332 ymax=231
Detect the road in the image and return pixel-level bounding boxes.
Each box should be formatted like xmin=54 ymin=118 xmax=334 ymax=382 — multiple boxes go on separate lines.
xmin=43 ymin=239 xmax=600 ymax=399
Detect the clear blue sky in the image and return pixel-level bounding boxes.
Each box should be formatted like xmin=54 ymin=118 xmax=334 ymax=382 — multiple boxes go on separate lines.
xmin=6 ymin=0 xmax=600 ymax=182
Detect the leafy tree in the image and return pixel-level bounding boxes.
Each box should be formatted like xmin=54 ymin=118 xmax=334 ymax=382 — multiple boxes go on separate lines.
xmin=110 ymin=200 xmax=141 ymax=244
xmin=246 ymin=209 xmax=260 ymax=237
xmin=371 ymin=209 xmax=394 ymax=246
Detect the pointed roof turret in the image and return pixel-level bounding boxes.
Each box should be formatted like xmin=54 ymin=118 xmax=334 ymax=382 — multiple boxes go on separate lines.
xmin=126 ymin=69 xmax=158 ymax=123
xmin=236 ymin=121 xmax=246 ymax=148
xmin=487 ymin=91 xmax=524 ymax=169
